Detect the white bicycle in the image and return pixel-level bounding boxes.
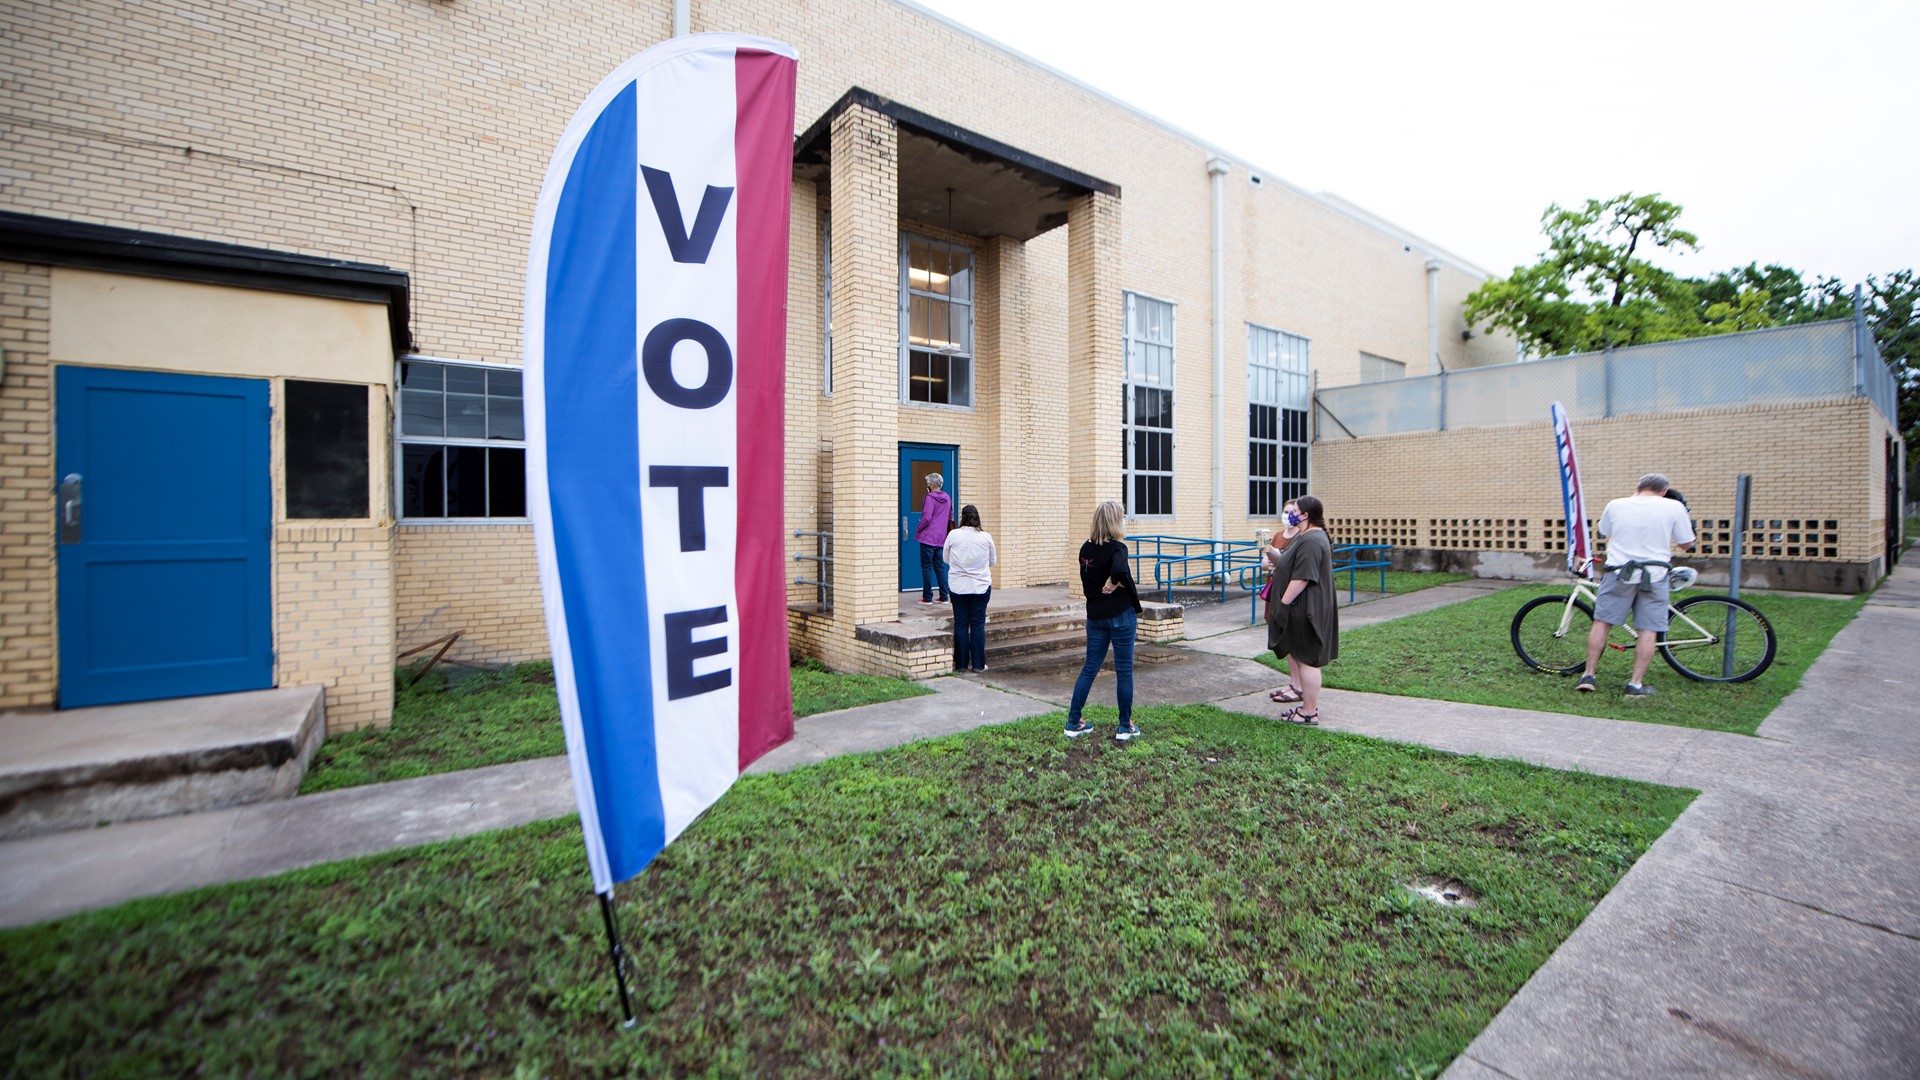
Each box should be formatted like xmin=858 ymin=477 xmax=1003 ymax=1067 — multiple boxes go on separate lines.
xmin=1509 ymin=565 xmax=1778 ymax=683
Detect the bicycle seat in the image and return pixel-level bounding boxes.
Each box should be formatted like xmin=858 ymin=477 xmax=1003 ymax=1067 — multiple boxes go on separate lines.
xmin=1668 ymin=566 xmax=1698 ymax=591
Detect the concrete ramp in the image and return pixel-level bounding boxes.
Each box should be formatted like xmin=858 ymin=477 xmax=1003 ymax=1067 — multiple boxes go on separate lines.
xmin=0 ymin=687 xmax=326 ymax=840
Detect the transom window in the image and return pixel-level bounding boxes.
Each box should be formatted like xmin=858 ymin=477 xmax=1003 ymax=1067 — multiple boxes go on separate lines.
xmin=396 ymin=359 xmax=527 ymax=520
xmin=1124 ymin=292 xmax=1176 ymax=517
xmin=1248 ymin=324 xmax=1309 ymax=516
xmin=900 ymin=233 xmax=974 ymax=407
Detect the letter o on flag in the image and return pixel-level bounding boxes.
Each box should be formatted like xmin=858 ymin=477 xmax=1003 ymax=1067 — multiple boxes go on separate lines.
xmin=643 ymin=318 xmax=733 ymax=409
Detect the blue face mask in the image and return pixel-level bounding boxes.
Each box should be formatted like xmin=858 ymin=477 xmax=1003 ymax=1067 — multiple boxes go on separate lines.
xmin=1285 ymin=510 xmax=1302 ymax=526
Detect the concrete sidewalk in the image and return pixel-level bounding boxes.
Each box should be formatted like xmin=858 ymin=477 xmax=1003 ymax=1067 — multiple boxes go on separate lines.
xmin=4 ymin=568 xmax=1917 ymax=1076
xmin=0 ymin=677 xmax=1058 ymax=928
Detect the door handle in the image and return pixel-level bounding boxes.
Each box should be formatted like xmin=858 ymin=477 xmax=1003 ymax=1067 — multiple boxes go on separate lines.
xmin=59 ymin=473 xmax=82 ymax=544
xmin=902 ymin=515 xmax=909 ymax=541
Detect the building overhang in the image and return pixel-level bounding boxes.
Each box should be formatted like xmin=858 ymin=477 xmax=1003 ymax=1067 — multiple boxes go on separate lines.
xmin=0 ymin=211 xmax=412 ymax=355
xmin=795 ymin=87 xmax=1119 ymax=242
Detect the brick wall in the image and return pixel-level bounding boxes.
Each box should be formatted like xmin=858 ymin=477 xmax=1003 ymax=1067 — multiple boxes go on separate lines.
xmin=0 ymin=264 xmax=54 ymax=709
xmin=393 ymin=525 xmax=547 ymax=668
xmin=1312 ymin=397 xmax=1890 ymax=570
xmin=274 ymin=524 xmax=394 ymax=732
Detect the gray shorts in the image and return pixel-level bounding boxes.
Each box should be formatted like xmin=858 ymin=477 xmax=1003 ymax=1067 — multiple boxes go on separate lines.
xmin=1593 ymin=568 xmax=1670 ymax=632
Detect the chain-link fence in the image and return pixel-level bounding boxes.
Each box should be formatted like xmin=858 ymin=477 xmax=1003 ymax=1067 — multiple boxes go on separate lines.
xmin=1314 ymin=319 xmax=1898 ymax=439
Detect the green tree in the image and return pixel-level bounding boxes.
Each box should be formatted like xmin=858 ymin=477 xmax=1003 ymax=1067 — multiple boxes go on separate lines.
xmin=1464 ymin=193 xmax=1711 ymax=354
xmin=1468 ymin=195 xmax=1918 ymax=481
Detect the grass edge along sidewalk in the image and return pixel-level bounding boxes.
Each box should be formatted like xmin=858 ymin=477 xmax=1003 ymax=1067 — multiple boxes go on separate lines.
xmin=1261 ymin=584 xmax=1864 ymax=735
xmin=300 ymin=659 xmax=933 ymax=795
xmin=3 ymin=705 xmax=1692 ymax=1078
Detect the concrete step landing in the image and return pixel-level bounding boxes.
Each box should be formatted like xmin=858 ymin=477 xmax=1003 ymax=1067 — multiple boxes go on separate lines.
xmin=0 ymin=687 xmax=326 ymax=840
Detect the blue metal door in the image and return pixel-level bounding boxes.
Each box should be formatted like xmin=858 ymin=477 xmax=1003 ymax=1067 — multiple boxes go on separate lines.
xmin=57 ymin=367 xmax=273 ymax=707
xmin=898 ymin=443 xmax=957 ymax=591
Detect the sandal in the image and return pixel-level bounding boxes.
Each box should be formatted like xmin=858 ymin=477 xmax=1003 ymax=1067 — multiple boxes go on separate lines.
xmin=1269 ymin=686 xmax=1303 ymax=703
xmin=1280 ymin=707 xmax=1319 ymax=726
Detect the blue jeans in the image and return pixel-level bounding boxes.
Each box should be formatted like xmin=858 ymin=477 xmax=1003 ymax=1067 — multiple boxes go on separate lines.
xmin=951 ymin=588 xmax=990 ymax=670
xmin=1067 ymin=608 xmax=1137 ymax=725
xmin=919 ymin=543 xmax=949 ymax=601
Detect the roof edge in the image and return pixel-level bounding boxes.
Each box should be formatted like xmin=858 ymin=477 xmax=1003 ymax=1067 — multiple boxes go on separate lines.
xmin=0 ymin=210 xmax=412 ymax=354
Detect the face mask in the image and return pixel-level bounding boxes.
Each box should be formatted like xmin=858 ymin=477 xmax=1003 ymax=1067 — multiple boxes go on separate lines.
xmin=1285 ymin=510 xmax=1302 ymax=527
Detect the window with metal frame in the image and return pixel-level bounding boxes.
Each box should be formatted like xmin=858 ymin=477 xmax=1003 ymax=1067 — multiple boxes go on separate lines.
xmin=1248 ymin=324 xmax=1310 ymax=516
xmin=395 ymin=358 xmax=527 ymax=520
xmin=285 ymin=380 xmax=370 ymax=519
xmin=900 ymin=233 xmax=974 ymax=407
xmin=1124 ymin=292 xmax=1176 ymax=517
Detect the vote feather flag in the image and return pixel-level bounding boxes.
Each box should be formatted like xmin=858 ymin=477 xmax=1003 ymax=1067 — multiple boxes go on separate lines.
xmin=1550 ymin=402 xmax=1594 ymax=579
xmin=524 ymin=34 xmax=798 ymax=893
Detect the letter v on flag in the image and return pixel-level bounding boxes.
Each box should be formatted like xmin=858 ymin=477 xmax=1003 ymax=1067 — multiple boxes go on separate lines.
xmin=524 ymin=34 xmax=798 ymax=894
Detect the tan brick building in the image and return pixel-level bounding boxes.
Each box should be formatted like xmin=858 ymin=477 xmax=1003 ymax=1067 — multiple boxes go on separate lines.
xmin=21 ymin=0 xmax=1889 ymax=725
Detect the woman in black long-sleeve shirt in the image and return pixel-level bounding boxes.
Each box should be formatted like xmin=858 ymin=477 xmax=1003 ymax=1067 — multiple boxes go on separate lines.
xmin=1064 ymin=500 xmax=1144 ymax=741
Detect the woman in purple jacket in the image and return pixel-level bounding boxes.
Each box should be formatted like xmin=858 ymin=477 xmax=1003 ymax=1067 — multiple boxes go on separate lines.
xmin=915 ymin=473 xmax=952 ymax=605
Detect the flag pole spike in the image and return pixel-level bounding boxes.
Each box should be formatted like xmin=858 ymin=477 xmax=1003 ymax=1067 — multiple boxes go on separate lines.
xmin=597 ymin=889 xmax=638 ymax=1030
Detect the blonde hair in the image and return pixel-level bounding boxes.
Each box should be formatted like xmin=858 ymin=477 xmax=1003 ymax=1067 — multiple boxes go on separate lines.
xmin=1088 ymin=500 xmax=1125 ymax=544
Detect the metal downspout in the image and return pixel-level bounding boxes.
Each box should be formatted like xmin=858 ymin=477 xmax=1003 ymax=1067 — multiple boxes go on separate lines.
xmin=674 ymin=0 xmax=690 ymax=36
xmin=1425 ymin=258 xmax=1443 ymax=375
xmin=1208 ymin=157 xmax=1229 ymax=553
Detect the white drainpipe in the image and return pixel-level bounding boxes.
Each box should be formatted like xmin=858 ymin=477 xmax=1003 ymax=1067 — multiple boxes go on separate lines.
xmin=1207 ymin=156 xmax=1229 ymax=551
xmin=674 ymin=0 xmax=689 ymax=36
xmin=1425 ymin=258 xmax=1443 ymax=375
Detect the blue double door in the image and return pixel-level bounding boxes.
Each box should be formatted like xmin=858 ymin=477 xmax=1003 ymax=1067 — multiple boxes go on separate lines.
xmin=56 ymin=367 xmax=274 ymax=708
xmin=898 ymin=443 xmax=957 ymax=592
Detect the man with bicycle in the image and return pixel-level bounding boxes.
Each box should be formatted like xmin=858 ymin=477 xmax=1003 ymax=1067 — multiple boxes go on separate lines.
xmin=1577 ymin=474 xmax=1695 ymax=696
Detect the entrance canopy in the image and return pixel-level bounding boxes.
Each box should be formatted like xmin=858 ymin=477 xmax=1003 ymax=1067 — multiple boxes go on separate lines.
xmin=794 ymin=87 xmax=1118 ymax=242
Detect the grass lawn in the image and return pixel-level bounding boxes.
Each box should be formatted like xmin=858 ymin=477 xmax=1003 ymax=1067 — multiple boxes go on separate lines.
xmin=1262 ymin=584 xmax=1864 ymax=735
xmin=3 ymin=705 xmax=1690 ymax=1078
xmin=1341 ymin=570 xmax=1473 ymax=598
xmin=789 ymin=657 xmax=935 ymax=717
xmin=300 ymin=660 xmax=931 ymax=795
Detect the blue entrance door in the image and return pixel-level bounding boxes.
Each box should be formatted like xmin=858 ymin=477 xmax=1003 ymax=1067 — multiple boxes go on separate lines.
xmin=898 ymin=443 xmax=957 ymax=592
xmin=57 ymin=367 xmax=273 ymax=708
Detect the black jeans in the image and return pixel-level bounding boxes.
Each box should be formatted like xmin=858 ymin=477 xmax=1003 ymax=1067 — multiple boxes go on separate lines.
xmin=951 ymin=588 xmax=990 ymax=670
xmin=919 ymin=542 xmax=949 ymax=601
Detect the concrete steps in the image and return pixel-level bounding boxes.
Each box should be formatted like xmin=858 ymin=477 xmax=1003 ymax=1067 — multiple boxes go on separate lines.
xmin=0 ymin=687 xmax=326 ymax=840
xmin=856 ymin=594 xmax=1186 ymax=678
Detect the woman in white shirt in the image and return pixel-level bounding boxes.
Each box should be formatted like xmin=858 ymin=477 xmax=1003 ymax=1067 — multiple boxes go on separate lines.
xmin=942 ymin=504 xmax=998 ymax=672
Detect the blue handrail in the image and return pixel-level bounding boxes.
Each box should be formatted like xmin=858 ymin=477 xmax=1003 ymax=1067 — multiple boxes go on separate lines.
xmin=1121 ymin=535 xmax=1264 ymax=604
xmin=1238 ymin=542 xmax=1396 ymax=623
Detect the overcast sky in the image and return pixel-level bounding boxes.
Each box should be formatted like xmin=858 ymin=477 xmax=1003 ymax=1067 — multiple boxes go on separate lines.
xmin=909 ymin=0 xmax=1917 ymax=286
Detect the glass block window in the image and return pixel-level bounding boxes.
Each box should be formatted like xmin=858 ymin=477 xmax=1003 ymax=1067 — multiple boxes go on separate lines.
xmin=900 ymin=233 xmax=974 ymax=407
xmin=1124 ymin=292 xmax=1176 ymax=517
xmin=1359 ymin=351 xmax=1406 ymax=382
xmin=1248 ymin=324 xmax=1310 ymax=516
xmin=396 ymin=359 xmax=526 ymax=519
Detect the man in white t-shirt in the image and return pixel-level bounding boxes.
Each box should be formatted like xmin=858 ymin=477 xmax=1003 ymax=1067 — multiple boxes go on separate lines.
xmin=1577 ymin=473 xmax=1696 ymax=697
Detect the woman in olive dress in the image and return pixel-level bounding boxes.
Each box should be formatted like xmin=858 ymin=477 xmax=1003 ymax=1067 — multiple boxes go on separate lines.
xmin=1264 ymin=499 xmax=1305 ymax=704
xmin=1269 ymin=495 xmax=1338 ymax=725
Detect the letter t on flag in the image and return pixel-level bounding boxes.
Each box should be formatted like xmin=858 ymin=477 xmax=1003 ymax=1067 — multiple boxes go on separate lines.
xmin=523 ymin=34 xmax=799 ymax=899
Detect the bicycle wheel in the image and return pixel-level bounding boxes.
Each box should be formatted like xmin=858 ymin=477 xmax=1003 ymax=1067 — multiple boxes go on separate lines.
xmin=1511 ymin=595 xmax=1595 ymax=674
xmin=1659 ymin=595 xmax=1777 ymax=683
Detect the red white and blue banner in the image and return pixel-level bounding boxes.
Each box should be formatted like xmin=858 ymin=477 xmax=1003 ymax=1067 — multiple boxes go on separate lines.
xmin=1550 ymin=401 xmax=1594 ymax=579
xmin=525 ymin=34 xmax=798 ymax=894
